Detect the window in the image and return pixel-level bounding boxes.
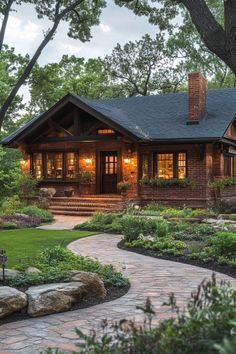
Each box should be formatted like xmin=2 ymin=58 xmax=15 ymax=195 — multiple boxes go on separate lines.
xmin=46 ymin=153 xmax=63 ymax=179
xmin=105 ymin=154 xmax=117 ymax=175
xmin=32 ymin=153 xmax=42 ymax=180
xmin=66 ymin=152 xmax=78 ymax=179
xmin=224 ymin=155 xmax=234 ymax=177
xmin=155 ymin=152 xmax=187 ymax=179
xmin=98 ymin=129 xmax=115 ymax=135
xmin=142 ymin=154 xmax=149 ymax=177
xmin=178 ymin=153 xmax=187 ymax=179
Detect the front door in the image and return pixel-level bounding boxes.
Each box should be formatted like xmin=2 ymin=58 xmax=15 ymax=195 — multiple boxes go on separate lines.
xmin=100 ymin=151 xmax=118 ymax=194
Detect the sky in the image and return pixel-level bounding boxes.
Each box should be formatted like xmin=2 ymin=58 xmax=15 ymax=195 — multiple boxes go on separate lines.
xmin=5 ymin=2 xmax=157 ymax=65
xmin=3 ymin=1 xmax=159 ymax=103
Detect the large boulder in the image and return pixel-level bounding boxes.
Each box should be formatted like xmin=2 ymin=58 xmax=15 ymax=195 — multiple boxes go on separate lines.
xmin=0 ymin=269 xmax=21 ymax=281
xmin=39 ymin=188 xmax=56 ymax=198
xmin=25 ymin=267 xmax=41 ymax=274
xmin=0 ymin=287 xmax=27 ymax=318
xmin=26 ymin=282 xmax=87 ymax=317
xmin=71 ymin=271 xmax=107 ymax=299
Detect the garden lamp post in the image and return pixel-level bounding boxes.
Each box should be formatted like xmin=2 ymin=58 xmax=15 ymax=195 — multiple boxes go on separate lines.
xmin=0 ymin=250 xmax=7 ymax=284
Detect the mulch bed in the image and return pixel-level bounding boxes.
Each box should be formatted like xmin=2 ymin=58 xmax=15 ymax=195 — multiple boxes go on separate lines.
xmin=0 ymin=283 xmax=130 ymax=325
xmin=118 ymin=240 xmax=236 ymax=279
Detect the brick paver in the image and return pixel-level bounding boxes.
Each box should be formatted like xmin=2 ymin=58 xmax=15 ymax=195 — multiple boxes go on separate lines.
xmin=0 ymin=233 xmax=236 ymax=354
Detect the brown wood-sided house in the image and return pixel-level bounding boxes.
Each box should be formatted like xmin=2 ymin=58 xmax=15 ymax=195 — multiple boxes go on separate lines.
xmin=2 ymin=73 xmax=236 ymax=214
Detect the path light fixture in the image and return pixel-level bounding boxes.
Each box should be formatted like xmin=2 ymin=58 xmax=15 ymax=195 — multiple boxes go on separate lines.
xmin=0 ymin=250 xmax=7 ymax=284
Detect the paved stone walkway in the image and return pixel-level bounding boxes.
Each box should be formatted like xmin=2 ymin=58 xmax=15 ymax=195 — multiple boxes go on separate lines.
xmin=37 ymin=215 xmax=91 ymax=230
xmin=1 ymin=234 xmax=236 ymax=354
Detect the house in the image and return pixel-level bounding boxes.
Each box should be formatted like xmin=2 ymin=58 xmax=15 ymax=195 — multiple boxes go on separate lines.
xmin=2 ymin=73 xmax=236 ymax=214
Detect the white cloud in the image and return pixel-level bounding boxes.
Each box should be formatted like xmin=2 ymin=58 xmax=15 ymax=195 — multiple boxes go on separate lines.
xmin=57 ymin=42 xmax=82 ymax=55
xmin=7 ymin=15 xmax=40 ymax=42
xmin=99 ymin=23 xmax=111 ymax=33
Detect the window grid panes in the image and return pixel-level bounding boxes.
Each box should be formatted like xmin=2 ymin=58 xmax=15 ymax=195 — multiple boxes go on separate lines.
xmin=66 ymin=152 xmax=77 ymax=179
xmin=156 ymin=152 xmax=187 ymax=180
xmin=98 ymin=129 xmax=115 ymax=135
xmin=33 ymin=153 xmax=42 ymax=180
xmin=142 ymin=154 xmax=149 ymax=177
xmin=224 ymin=155 xmax=234 ymax=177
xmin=105 ymin=155 xmax=117 ymax=175
xmin=46 ymin=153 xmax=63 ymax=179
xmin=178 ymin=153 xmax=187 ymax=179
xmin=157 ymin=153 xmax=174 ymax=179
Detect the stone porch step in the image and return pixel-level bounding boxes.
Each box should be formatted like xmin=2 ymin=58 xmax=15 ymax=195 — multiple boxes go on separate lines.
xmin=49 ymin=194 xmax=125 ymax=216
xmin=50 ymin=210 xmax=95 ymax=216
xmin=49 ymin=205 xmax=113 ymax=212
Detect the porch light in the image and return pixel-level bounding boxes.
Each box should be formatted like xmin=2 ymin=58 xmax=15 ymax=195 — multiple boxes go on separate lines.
xmin=85 ymin=157 xmax=92 ymax=164
xmin=124 ymin=157 xmax=131 ymax=164
xmin=20 ymin=159 xmax=26 ymax=165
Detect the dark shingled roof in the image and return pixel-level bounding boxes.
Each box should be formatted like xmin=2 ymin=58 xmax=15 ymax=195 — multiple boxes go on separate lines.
xmin=2 ymin=87 xmax=236 ymax=145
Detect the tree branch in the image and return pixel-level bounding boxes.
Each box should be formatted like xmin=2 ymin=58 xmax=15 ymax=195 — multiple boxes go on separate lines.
xmin=0 ymin=0 xmax=85 ymax=129
xmin=0 ymin=0 xmax=14 ymax=52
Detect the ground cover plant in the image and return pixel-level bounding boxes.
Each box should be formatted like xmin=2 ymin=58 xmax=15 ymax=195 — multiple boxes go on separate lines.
xmin=0 ymin=195 xmax=53 ymax=228
xmin=45 ymin=275 xmax=236 ymax=354
xmin=8 ymin=245 xmax=128 ymax=289
xmin=76 ymin=204 xmax=236 ymax=276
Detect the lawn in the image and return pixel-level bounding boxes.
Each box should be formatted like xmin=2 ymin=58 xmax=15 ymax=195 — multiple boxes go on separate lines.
xmin=0 ymin=229 xmax=94 ymax=268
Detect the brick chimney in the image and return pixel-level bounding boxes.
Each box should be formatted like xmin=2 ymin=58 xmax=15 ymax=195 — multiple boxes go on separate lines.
xmin=187 ymin=73 xmax=207 ymax=124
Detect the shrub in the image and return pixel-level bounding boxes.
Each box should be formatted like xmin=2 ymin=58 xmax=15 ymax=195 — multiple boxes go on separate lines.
xmin=75 ymin=212 xmax=123 ymax=233
xmin=209 ymin=177 xmax=236 ymax=190
xmin=81 ymin=171 xmax=92 ymax=183
xmin=155 ymin=219 xmax=169 ymax=237
xmin=20 ymin=205 xmax=53 ymax=222
xmin=117 ymin=181 xmax=131 ymax=192
xmin=210 ymin=232 xmax=236 ymax=258
xmin=140 ymin=177 xmax=191 ymax=187
xmin=17 ymin=246 xmax=128 ymax=288
xmin=228 ymin=215 xmax=236 ymax=221
xmin=172 ymin=222 xmax=216 ymax=241
xmin=2 ymin=214 xmax=41 ymax=228
xmin=144 ymin=202 xmax=166 ymax=212
xmin=161 ymin=207 xmax=192 ymax=218
xmin=16 ymin=172 xmax=39 ymax=196
xmin=122 ymin=216 xmax=157 ymax=242
xmin=0 ymin=195 xmax=22 ymax=215
xmin=2 ymin=221 xmax=18 ymax=229
xmin=7 ymin=268 xmax=70 ymax=289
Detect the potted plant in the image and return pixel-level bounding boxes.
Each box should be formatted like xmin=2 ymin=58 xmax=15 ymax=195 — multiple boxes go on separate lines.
xmin=80 ymin=171 xmax=93 ymax=195
xmin=117 ymin=181 xmax=131 ymax=196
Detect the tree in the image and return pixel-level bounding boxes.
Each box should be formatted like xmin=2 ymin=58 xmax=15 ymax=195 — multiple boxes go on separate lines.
xmin=118 ymin=0 xmax=236 ymax=77
xmin=28 ymin=55 xmax=124 ymax=113
xmin=0 ymin=0 xmax=106 ymax=130
xmin=104 ymin=34 xmax=187 ymax=97
xmin=166 ymin=12 xmax=236 ymax=89
xmin=0 ymin=45 xmax=29 ymax=135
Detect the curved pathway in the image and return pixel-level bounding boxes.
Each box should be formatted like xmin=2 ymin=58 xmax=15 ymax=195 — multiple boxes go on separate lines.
xmin=1 ymin=234 xmax=236 ymax=354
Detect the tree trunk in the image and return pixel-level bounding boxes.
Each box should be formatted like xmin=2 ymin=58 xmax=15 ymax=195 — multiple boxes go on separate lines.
xmin=0 ymin=19 xmax=60 ymax=129
xmin=0 ymin=0 xmax=14 ymax=51
xmin=180 ymin=0 xmax=236 ymax=75
xmin=0 ymin=0 xmax=85 ymax=130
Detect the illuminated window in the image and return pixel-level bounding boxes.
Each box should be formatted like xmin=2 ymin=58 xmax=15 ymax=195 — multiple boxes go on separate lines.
xmin=155 ymin=152 xmax=187 ymax=179
xmin=98 ymin=129 xmax=115 ymax=135
xmin=142 ymin=154 xmax=149 ymax=177
xmin=224 ymin=155 xmax=234 ymax=177
xmin=157 ymin=153 xmax=174 ymax=179
xmin=105 ymin=155 xmax=117 ymax=175
xmin=46 ymin=153 xmax=63 ymax=179
xmin=66 ymin=152 xmax=78 ymax=179
xmin=32 ymin=153 xmax=42 ymax=180
xmin=178 ymin=153 xmax=187 ymax=179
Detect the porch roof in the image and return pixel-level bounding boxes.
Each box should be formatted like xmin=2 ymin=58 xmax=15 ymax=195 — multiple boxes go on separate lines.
xmin=2 ymin=87 xmax=236 ymax=146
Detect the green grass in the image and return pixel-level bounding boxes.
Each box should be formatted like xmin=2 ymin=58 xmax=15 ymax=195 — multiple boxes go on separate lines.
xmin=0 ymin=229 xmax=94 ymax=268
